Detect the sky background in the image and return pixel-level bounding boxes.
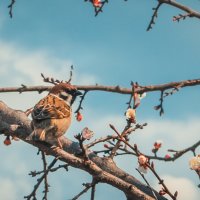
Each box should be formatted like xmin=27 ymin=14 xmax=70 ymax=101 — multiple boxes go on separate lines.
xmin=0 ymin=0 xmax=200 ymax=200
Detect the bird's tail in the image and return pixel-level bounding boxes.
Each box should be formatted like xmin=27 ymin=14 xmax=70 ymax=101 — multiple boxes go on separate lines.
xmin=26 ymin=130 xmax=46 ymax=141
xmin=26 ymin=131 xmax=39 ymax=141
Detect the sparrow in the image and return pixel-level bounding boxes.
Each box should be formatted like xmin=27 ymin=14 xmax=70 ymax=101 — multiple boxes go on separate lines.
xmin=27 ymin=83 xmax=82 ymax=148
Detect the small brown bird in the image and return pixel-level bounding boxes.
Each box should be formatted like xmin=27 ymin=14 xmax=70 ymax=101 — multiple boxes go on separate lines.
xmin=27 ymin=83 xmax=82 ymax=148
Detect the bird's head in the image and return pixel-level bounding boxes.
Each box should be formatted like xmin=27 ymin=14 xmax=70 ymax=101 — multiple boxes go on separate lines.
xmin=49 ymin=83 xmax=82 ymax=106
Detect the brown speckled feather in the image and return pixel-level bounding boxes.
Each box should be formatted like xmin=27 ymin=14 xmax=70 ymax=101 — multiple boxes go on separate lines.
xmin=32 ymin=94 xmax=71 ymax=120
xmin=27 ymin=83 xmax=80 ymax=147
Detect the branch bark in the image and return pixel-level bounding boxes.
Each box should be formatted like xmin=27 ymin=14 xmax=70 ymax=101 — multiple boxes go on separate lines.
xmin=0 ymin=78 xmax=199 ymax=95
xmin=0 ymin=101 xmax=167 ymax=200
xmin=160 ymin=0 xmax=200 ymax=19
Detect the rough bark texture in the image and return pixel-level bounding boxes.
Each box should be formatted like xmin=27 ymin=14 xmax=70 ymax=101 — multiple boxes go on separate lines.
xmin=0 ymin=101 xmax=168 ymax=200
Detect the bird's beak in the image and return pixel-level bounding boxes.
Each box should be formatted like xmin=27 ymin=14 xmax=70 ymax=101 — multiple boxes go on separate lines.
xmin=75 ymin=90 xmax=82 ymax=96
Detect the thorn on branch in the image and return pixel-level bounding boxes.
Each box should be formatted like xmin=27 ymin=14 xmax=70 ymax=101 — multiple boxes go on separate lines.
xmin=18 ymin=84 xmax=27 ymax=93
xmin=163 ymin=84 xmax=183 ymax=98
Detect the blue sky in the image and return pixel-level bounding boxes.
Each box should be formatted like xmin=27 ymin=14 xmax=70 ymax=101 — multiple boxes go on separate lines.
xmin=0 ymin=1 xmax=200 ymax=200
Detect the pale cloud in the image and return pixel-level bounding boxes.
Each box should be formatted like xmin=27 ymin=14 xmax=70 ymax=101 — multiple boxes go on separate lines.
xmin=139 ymin=118 xmax=200 ymax=150
xmin=0 ymin=178 xmax=17 ymax=200
xmin=153 ymin=175 xmax=199 ymax=200
xmin=0 ymin=40 xmax=99 ymax=86
xmin=0 ymin=141 xmax=32 ymax=200
xmin=0 ymin=177 xmax=31 ymax=200
xmin=76 ymin=111 xmax=200 ymax=150
xmin=0 ymin=40 xmax=99 ymax=109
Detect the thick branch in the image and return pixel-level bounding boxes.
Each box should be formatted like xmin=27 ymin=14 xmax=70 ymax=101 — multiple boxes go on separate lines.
xmin=0 ymin=101 xmax=167 ymax=200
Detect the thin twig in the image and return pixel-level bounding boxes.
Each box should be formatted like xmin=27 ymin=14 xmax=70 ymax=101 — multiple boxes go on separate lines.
xmin=160 ymin=0 xmax=200 ymax=19
xmin=71 ymin=180 xmax=97 ymax=200
xmin=90 ymin=182 xmax=96 ymax=200
xmin=110 ymin=138 xmax=200 ymax=163
xmin=136 ymin=168 xmax=159 ymax=200
xmin=24 ymin=158 xmax=58 ymax=200
xmin=147 ymin=2 xmax=162 ymax=31
xmin=74 ymin=90 xmax=88 ymax=114
xmin=154 ymin=90 xmax=164 ymax=116
xmin=147 ymin=162 xmax=177 ymax=200
xmin=67 ymin=65 xmax=74 ymax=83
xmin=74 ymin=133 xmax=89 ymax=160
xmin=173 ymin=13 xmax=191 ymax=22
xmin=8 ymin=0 xmax=16 ymax=18
xmin=86 ymin=135 xmax=118 ymax=148
xmin=41 ymin=152 xmax=49 ymax=200
xmin=109 ymin=124 xmax=130 ymax=159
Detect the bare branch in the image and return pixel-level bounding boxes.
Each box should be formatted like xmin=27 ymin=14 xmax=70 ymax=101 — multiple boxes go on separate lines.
xmin=173 ymin=13 xmax=191 ymax=22
xmin=154 ymin=90 xmax=164 ymax=116
xmin=24 ymin=158 xmax=57 ymax=200
xmin=136 ymin=168 xmax=159 ymax=200
xmin=147 ymin=2 xmax=163 ymax=31
xmin=86 ymin=135 xmax=118 ymax=148
xmin=147 ymin=162 xmax=178 ymax=200
xmin=0 ymin=78 xmax=199 ymax=95
xmin=70 ymin=179 xmax=98 ymax=200
xmin=0 ymin=101 xmax=166 ymax=200
xmin=74 ymin=90 xmax=88 ymax=114
xmin=41 ymin=152 xmax=50 ymax=200
xmin=29 ymin=163 xmax=69 ymax=177
xmin=8 ymin=0 xmax=16 ymax=18
xmin=160 ymin=0 xmax=200 ymax=19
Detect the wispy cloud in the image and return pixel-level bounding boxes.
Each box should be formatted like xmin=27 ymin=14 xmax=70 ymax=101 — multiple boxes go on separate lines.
xmin=0 ymin=40 xmax=99 ymax=86
xmin=153 ymin=175 xmax=199 ymax=200
xmin=0 ymin=40 xmax=99 ymax=109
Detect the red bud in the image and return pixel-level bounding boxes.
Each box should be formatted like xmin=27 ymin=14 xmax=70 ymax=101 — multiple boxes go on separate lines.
xmin=4 ymin=136 xmax=11 ymax=146
xmin=76 ymin=112 xmax=83 ymax=122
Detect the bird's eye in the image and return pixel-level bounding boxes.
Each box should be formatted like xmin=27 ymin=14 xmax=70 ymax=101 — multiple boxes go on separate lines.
xmin=60 ymin=91 xmax=69 ymax=100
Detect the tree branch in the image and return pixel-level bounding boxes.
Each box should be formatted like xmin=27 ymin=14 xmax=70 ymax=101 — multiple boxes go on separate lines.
xmin=24 ymin=158 xmax=57 ymax=200
xmin=160 ymin=0 xmax=200 ymax=19
xmin=0 ymin=78 xmax=199 ymax=95
xmin=0 ymin=100 xmax=167 ymax=200
xmin=8 ymin=0 xmax=16 ymax=18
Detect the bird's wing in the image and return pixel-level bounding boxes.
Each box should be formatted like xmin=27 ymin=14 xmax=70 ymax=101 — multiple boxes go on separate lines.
xmin=32 ymin=94 xmax=71 ymax=120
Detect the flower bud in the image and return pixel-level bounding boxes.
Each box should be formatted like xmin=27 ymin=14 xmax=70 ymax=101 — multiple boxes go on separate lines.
xmin=126 ymin=108 xmax=136 ymax=123
xmin=165 ymin=154 xmax=171 ymax=159
xmin=76 ymin=112 xmax=83 ymax=122
xmin=81 ymin=127 xmax=94 ymax=140
xmin=138 ymin=155 xmax=148 ymax=165
xmin=4 ymin=136 xmax=11 ymax=146
xmin=93 ymin=0 xmax=102 ymax=7
xmin=189 ymin=155 xmax=200 ymax=170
